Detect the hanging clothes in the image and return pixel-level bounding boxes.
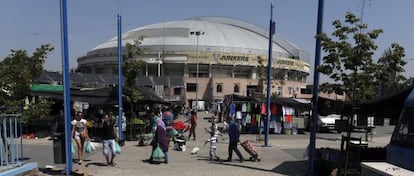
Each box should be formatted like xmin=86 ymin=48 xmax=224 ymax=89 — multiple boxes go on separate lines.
xmin=270 ymin=103 xmax=278 ymax=115
xmin=236 ymin=111 xmax=242 ymax=120
xmin=260 ymin=103 xmax=266 ymax=115
xmin=242 ymin=103 xmax=247 ymax=112
xmin=245 ymin=113 xmax=251 ymax=124
xmin=229 ymin=103 xmax=236 ymax=114
xmin=246 ymin=102 xmax=252 ymax=113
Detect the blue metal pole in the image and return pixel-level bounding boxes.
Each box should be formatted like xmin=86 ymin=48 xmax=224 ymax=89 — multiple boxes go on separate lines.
xmin=117 ymin=14 xmax=123 ymax=141
xmin=59 ymin=0 xmax=72 ymax=174
xmin=308 ymin=0 xmax=324 ymax=175
xmin=264 ymin=3 xmax=275 ymax=147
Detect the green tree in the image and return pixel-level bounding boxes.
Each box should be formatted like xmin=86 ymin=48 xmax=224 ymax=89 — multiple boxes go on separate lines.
xmin=375 ymin=43 xmax=407 ymax=97
xmin=0 ymin=44 xmax=54 ymax=131
xmin=257 ymin=56 xmax=266 ymax=80
xmin=317 ymin=12 xmax=384 ymax=102
xmin=0 ymin=44 xmax=53 ymax=105
xmin=122 ymin=38 xmax=146 ymax=105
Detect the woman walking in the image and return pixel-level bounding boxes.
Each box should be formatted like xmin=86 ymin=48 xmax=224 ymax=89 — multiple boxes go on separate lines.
xmin=145 ymin=112 xmax=169 ymax=164
xmin=71 ymin=111 xmax=88 ymax=165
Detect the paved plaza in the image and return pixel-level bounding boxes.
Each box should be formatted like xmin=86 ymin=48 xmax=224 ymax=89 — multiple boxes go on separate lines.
xmin=22 ymin=112 xmax=393 ymax=176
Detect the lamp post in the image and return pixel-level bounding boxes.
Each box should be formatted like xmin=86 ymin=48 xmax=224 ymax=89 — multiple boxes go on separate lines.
xmin=190 ymin=30 xmax=205 ymax=111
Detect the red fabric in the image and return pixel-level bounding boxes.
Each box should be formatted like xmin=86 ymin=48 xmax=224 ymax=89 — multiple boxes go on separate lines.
xmin=286 ymin=115 xmax=292 ymax=122
xmin=173 ymin=121 xmax=189 ymax=131
xmin=260 ymin=103 xmax=266 ymax=115
xmin=241 ymin=140 xmax=257 ymax=155
xmin=270 ymin=104 xmax=278 ymax=115
xmin=190 ymin=114 xmax=197 ymax=125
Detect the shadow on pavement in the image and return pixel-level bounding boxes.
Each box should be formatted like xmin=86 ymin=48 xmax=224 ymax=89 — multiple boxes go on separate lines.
xmin=213 ymin=161 xmax=273 ymax=173
xmin=271 ymin=160 xmax=308 ymax=176
xmin=210 ymin=159 xmax=308 ymax=175
xmin=85 ymin=162 xmax=108 ymax=167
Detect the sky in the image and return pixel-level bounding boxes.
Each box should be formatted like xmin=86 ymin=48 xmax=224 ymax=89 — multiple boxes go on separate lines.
xmin=1 ymin=0 xmax=413 ymax=83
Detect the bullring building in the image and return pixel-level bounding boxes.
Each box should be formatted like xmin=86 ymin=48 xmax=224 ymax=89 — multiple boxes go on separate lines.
xmin=77 ymin=17 xmax=311 ymax=109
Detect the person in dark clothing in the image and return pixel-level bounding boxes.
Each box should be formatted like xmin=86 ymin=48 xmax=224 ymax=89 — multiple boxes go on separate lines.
xmin=145 ymin=111 xmax=169 ymax=164
xmin=226 ymin=119 xmax=244 ymax=162
xmin=99 ymin=113 xmax=118 ymax=166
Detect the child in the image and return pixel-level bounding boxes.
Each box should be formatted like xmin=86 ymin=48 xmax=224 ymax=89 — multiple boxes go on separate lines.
xmin=204 ymin=127 xmax=220 ymax=161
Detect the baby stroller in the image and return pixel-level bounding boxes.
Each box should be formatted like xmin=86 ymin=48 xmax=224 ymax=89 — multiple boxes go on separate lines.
xmin=173 ymin=120 xmax=190 ymax=135
xmin=240 ymin=140 xmax=261 ymax=162
xmin=173 ymin=135 xmax=186 ymax=151
xmin=172 ymin=120 xmax=189 ymax=151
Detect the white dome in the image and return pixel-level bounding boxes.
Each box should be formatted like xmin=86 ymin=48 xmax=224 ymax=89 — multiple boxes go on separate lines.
xmin=89 ymin=17 xmax=306 ymax=59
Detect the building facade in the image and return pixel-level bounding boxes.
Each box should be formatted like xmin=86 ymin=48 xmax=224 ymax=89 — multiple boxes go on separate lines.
xmin=77 ymin=17 xmax=312 ymax=109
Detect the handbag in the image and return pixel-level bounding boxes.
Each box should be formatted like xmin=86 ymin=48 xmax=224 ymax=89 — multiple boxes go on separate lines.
xmin=80 ymin=132 xmax=89 ymax=139
xmin=152 ymin=145 xmax=165 ymax=160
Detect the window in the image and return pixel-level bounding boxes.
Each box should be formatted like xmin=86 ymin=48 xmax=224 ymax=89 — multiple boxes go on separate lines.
xmin=391 ymin=108 xmax=414 ymax=147
xmin=186 ymin=83 xmax=196 ymax=92
xmin=278 ymin=86 xmax=283 ymax=96
xmin=234 ymin=84 xmax=240 ymax=93
xmin=216 ymin=84 xmax=223 ymax=93
xmin=174 ymin=88 xmax=181 ymax=95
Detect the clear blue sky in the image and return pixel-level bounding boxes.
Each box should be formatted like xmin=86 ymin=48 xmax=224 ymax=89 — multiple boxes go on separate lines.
xmin=1 ymin=0 xmax=413 ymax=82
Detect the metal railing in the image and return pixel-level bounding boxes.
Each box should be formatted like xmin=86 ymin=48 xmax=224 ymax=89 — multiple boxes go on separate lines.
xmin=0 ymin=107 xmax=23 ymax=171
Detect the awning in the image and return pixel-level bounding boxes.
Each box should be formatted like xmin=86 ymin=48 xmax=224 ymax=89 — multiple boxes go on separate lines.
xmin=29 ymin=85 xmax=170 ymax=105
xmin=30 ymin=84 xmax=63 ymax=92
xmin=30 ymin=86 xmax=117 ymax=105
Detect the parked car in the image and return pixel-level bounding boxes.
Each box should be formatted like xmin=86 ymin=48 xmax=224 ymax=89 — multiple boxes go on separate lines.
xmin=303 ymin=112 xmax=342 ymax=132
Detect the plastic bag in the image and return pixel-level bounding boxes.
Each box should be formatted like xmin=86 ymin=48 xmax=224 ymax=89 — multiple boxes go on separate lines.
xmin=115 ymin=141 xmax=122 ymax=154
xmin=171 ymin=128 xmax=179 ymax=136
xmin=71 ymin=140 xmax=77 ymax=155
xmin=152 ymin=146 xmax=165 ymax=160
xmin=89 ymin=142 xmax=99 ymax=150
xmin=84 ymin=141 xmax=94 ymax=153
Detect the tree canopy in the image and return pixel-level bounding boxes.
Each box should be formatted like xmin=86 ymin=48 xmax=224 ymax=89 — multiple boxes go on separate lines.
xmin=0 ymin=44 xmax=54 ymax=131
xmin=317 ymin=12 xmax=407 ymax=102
xmin=0 ymin=44 xmax=54 ymax=105
xmin=122 ymin=38 xmax=146 ymax=104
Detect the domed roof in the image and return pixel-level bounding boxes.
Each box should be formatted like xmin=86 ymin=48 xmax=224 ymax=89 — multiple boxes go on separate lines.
xmin=90 ymin=17 xmax=302 ymax=58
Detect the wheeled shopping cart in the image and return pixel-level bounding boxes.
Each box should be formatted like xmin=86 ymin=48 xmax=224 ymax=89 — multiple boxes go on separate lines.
xmin=240 ymin=140 xmax=261 ymax=162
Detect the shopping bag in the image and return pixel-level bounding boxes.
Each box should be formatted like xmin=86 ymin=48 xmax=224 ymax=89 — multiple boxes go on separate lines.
xmin=171 ymin=128 xmax=179 ymax=136
xmin=89 ymin=142 xmax=99 ymax=150
xmin=115 ymin=141 xmax=122 ymax=154
xmin=84 ymin=141 xmax=94 ymax=153
xmin=152 ymin=146 xmax=165 ymax=160
xmin=71 ymin=140 xmax=77 ymax=155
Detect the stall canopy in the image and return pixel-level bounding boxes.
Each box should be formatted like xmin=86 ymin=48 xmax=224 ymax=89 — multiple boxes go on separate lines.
xmin=226 ymin=94 xmax=256 ymax=102
xmin=29 ymin=84 xmax=169 ymax=105
xmin=30 ymin=84 xmax=118 ymax=104
xmin=357 ymin=86 xmax=414 ymax=118
xmin=225 ymin=94 xmax=310 ymax=110
xmin=317 ymin=96 xmax=352 ymax=116
xmin=316 ymin=86 xmax=414 ymax=118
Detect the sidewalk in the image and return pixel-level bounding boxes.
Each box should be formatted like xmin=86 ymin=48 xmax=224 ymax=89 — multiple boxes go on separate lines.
xmin=33 ymin=112 xmax=307 ymax=176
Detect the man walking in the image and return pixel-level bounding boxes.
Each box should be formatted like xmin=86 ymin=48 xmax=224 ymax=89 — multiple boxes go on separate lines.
xmin=99 ymin=113 xmax=118 ymax=166
xmin=226 ymin=118 xmax=244 ymax=162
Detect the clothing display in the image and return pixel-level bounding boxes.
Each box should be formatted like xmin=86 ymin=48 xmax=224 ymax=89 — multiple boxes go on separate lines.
xmin=222 ymin=94 xmax=308 ymax=135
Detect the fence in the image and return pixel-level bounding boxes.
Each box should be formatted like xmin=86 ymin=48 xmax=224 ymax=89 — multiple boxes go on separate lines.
xmin=0 ymin=107 xmax=23 ymax=172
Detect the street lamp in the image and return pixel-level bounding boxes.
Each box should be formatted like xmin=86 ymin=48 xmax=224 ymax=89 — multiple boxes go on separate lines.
xmin=190 ymin=30 xmax=205 ymax=111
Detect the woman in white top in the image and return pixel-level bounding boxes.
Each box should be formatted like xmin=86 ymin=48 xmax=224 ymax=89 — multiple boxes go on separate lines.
xmin=71 ymin=111 xmax=88 ymax=165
